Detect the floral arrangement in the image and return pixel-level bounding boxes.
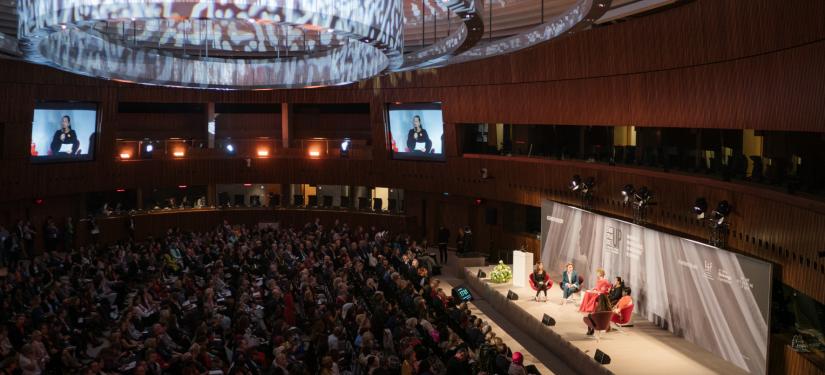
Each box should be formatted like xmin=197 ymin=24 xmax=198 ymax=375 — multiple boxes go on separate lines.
xmin=490 ymin=260 xmax=513 ymax=283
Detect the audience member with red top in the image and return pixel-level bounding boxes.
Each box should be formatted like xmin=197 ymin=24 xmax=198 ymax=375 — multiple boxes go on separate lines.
xmin=579 ymin=268 xmax=611 ymax=313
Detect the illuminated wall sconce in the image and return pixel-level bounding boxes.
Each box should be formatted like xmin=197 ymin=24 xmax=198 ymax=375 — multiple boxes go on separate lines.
xmin=178 ymin=185 xmax=188 ymax=189
xmin=119 ymin=152 xmax=132 ymax=159
xmin=173 ymin=150 xmax=185 ymax=157
xmin=308 ymin=149 xmax=321 ymax=157
xmin=257 ymin=149 xmax=270 ymax=157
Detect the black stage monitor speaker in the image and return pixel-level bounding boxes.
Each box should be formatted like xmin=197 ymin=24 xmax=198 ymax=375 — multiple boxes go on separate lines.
xmin=485 ymin=207 xmax=498 ymax=225
xmin=477 ymin=269 xmax=486 ymax=278
xmin=358 ymin=197 xmax=370 ymax=210
xmin=308 ymin=195 xmax=318 ymax=207
xmin=340 ymin=196 xmax=351 ymax=208
xmin=293 ymin=194 xmax=304 ymax=207
xmin=452 ymin=286 xmax=473 ymax=302
xmin=322 ymin=195 xmax=333 ymax=207
xmin=507 ymin=290 xmax=519 ymax=300
xmin=542 ymin=314 xmax=556 ymax=326
xmin=594 ymin=349 xmax=611 ymax=364
xmin=373 ymin=198 xmax=383 ymax=211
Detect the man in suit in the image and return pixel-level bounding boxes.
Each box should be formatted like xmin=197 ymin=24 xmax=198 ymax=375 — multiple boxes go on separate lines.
xmin=561 ymin=262 xmax=580 ymax=304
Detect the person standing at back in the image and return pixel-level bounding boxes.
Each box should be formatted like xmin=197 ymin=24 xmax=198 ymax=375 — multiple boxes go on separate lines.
xmin=437 ymin=225 xmax=450 ymax=263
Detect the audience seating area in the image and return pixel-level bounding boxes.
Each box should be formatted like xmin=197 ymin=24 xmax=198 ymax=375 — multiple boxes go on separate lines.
xmin=0 ymin=219 xmax=538 ymax=374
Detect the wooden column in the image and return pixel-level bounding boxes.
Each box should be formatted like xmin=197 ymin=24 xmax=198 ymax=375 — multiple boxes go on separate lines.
xmin=281 ymin=103 xmax=291 ymax=148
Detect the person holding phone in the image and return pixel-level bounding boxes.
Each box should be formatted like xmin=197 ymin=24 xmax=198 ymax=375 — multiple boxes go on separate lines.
xmin=50 ymin=115 xmax=80 ymax=155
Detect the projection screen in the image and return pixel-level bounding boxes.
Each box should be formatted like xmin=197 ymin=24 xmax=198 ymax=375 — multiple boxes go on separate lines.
xmin=540 ymin=200 xmax=771 ymax=375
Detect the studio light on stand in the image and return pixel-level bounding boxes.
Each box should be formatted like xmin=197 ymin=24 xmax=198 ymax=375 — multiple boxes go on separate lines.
xmin=621 ymin=184 xmax=634 ymax=206
xmin=709 ymin=200 xmax=731 ymax=248
xmin=569 ymin=175 xmax=595 ymax=210
xmin=693 ymin=197 xmax=707 ymax=220
xmin=631 ymin=186 xmax=653 ymax=224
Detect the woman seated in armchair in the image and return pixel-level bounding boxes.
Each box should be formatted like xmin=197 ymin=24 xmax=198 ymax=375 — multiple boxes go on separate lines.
xmin=579 ymin=268 xmax=611 ymax=313
xmin=530 ymin=262 xmax=551 ymax=302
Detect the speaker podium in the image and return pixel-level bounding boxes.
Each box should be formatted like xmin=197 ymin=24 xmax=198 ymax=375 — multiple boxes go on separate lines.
xmin=512 ymin=250 xmax=533 ymax=288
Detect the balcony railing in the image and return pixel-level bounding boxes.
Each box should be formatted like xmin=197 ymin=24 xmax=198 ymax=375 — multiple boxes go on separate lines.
xmin=115 ymin=137 xmax=371 ymax=160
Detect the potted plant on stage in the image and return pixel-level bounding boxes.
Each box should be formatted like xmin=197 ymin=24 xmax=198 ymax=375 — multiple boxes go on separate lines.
xmin=490 ymin=260 xmax=512 ymax=283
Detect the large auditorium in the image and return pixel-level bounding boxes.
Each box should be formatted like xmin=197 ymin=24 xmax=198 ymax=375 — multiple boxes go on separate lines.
xmin=0 ymin=0 xmax=823 ymax=374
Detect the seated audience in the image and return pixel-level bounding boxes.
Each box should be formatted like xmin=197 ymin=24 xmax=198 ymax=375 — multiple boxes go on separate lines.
xmin=0 ymin=218 xmax=539 ymax=374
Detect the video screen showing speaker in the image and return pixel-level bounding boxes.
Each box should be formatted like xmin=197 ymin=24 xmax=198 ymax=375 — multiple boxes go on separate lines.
xmin=322 ymin=196 xmax=333 ymax=208
xmin=308 ymin=195 xmax=318 ymax=207
xmin=31 ymin=102 xmax=98 ymax=162
xmin=358 ymin=197 xmax=370 ymax=210
xmin=386 ymin=103 xmax=445 ymax=160
xmin=541 ymin=200 xmax=772 ymax=375
xmin=372 ymin=198 xmax=383 ymax=211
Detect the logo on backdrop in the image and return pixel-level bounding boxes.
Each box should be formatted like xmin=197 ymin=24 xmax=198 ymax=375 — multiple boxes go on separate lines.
xmin=604 ymin=226 xmax=621 ymax=255
xmin=703 ymin=260 xmax=714 ymax=280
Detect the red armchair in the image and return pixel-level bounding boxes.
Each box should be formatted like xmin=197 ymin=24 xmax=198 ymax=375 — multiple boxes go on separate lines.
xmin=529 ymin=273 xmax=552 ymax=301
xmin=611 ymin=304 xmax=634 ymax=332
xmin=585 ymin=311 xmax=614 ymax=342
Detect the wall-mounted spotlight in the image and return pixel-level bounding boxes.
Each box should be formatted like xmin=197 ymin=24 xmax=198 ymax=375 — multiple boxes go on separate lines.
xmin=141 ymin=140 xmax=154 ymax=159
xmin=340 ymin=139 xmax=351 ymax=158
xmin=225 ymin=141 xmax=235 ymax=154
xmin=569 ymin=175 xmax=582 ymax=191
xmin=257 ymin=148 xmax=270 ymax=157
xmin=119 ymin=152 xmax=132 ymax=160
xmin=634 ymin=186 xmax=652 ymax=208
xmin=582 ymin=177 xmax=596 ymax=195
xmin=621 ymin=184 xmax=635 ymax=205
xmin=693 ymin=197 xmax=708 ymax=219
xmin=712 ymin=200 xmax=732 ymax=225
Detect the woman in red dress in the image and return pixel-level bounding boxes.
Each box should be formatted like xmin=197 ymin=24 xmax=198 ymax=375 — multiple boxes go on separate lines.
xmin=579 ymin=268 xmax=611 ymax=313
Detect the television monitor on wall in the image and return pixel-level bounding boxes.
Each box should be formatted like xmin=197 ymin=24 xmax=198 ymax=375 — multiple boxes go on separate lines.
xmin=386 ymin=103 xmax=445 ymax=160
xmin=30 ymin=102 xmax=99 ymax=162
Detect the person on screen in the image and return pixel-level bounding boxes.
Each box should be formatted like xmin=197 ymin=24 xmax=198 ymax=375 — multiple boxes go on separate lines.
xmin=49 ymin=115 xmax=80 ymax=155
xmin=561 ymin=263 xmax=580 ymax=305
xmin=405 ymin=115 xmax=432 ymax=153
xmin=579 ymin=268 xmax=611 ymax=313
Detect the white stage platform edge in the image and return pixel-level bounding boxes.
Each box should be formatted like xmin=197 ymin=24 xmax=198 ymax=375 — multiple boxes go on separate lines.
xmin=462 ymin=266 xmax=749 ymax=375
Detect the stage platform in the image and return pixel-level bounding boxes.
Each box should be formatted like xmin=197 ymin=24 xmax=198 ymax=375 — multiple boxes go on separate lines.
xmin=463 ymin=265 xmax=750 ymax=375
